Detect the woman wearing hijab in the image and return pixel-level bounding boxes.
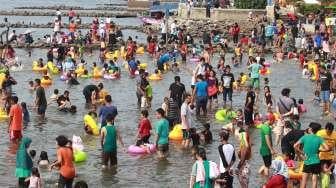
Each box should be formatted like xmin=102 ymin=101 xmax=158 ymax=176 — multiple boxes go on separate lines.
xmin=263 ymin=159 xmax=288 ymax=188
xmin=15 ymin=137 xmax=33 ymax=188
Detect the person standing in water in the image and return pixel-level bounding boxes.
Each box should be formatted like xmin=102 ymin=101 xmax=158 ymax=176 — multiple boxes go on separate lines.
xmin=8 ymin=96 xmax=23 ymax=143
xmin=98 ymin=95 xmax=118 ymax=128
xmin=15 ymin=137 xmax=33 ymax=188
xmin=50 ymin=135 xmax=76 ymax=188
xmin=100 ymin=114 xmax=125 ymax=168
xmin=155 ymin=108 xmax=169 ymax=159
xmin=181 ymin=94 xmax=194 ymax=149
xmin=34 ymin=79 xmax=47 ymax=121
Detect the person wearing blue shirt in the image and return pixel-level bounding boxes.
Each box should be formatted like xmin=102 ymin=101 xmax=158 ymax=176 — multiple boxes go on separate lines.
xmin=157 ymin=52 xmax=170 ymax=72
xmin=98 ymin=95 xmax=118 ymax=127
xmin=314 ymin=33 xmax=322 ymax=49
xmin=265 ymin=24 xmax=275 ymax=46
xmin=192 ymin=74 xmax=208 ymax=116
xmin=128 ymin=57 xmax=138 ymax=76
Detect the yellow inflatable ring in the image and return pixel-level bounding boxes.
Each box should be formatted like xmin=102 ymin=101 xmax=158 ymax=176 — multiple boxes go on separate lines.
xmin=169 ymin=124 xmax=183 ymax=141
xmin=148 ymin=74 xmax=162 ymax=81
xmin=47 ymin=61 xmax=59 ymax=74
xmin=0 ymin=108 xmax=8 ymax=120
xmin=139 ymin=63 xmax=147 ymax=69
xmin=136 ymin=47 xmax=145 ymax=54
xmin=83 ymin=114 xmax=99 ymax=136
xmin=41 ymin=78 xmax=52 ymax=85
xmin=32 ymin=61 xmax=48 ymax=72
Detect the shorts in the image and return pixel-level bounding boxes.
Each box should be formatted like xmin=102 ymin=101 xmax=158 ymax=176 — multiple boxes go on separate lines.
xmin=37 ymin=105 xmax=47 ymax=115
xmin=303 ymin=163 xmax=321 ymax=174
xmin=321 ymin=90 xmax=330 ymax=103
xmin=158 ymin=144 xmax=169 ymax=153
xmin=251 ymin=78 xmax=260 ymax=89
xmin=223 ymin=88 xmax=233 ymax=102
xmin=136 ymin=135 xmax=150 ymax=146
xmin=103 ymin=151 xmax=117 ymax=166
xmin=182 ymin=129 xmax=191 ymax=140
xmin=208 ymin=93 xmax=218 ymax=100
xmin=262 ymin=155 xmax=272 ymax=167
xmin=10 ymin=130 xmax=22 ymax=140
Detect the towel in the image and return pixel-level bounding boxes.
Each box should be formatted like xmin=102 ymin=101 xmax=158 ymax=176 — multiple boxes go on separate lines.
xmin=195 ymin=160 xmax=205 ymax=183
xmin=209 ymin=161 xmax=220 ymax=179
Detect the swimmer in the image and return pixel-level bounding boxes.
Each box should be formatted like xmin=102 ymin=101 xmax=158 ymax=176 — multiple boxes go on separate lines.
xmin=21 ymin=102 xmax=30 ymax=126
xmin=28 ymin=81 xmax=35 ymax=91
xmin=48 ymin=89 xmax=59 ymax=105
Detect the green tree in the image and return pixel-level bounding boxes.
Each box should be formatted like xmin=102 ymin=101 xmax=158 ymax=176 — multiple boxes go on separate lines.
xmin=234 ymin=0 xmax=267 ymax=9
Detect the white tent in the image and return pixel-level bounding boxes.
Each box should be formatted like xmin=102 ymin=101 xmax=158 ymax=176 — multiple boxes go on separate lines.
xmin=304 ymin=0 xmax=321 ymax=5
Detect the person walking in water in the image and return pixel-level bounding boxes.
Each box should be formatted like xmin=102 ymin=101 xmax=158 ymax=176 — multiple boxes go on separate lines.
xmin=34 ymin=79 xmax=47 ymax=121
xmin=100 ymin=114 xmax=125 ymax=168
xmin=155 ymin=108 xmax=169 ymax=159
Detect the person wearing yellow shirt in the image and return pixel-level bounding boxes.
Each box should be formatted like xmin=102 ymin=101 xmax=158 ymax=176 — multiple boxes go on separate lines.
xmin=317 ymin=123 xmax=336 ymax=184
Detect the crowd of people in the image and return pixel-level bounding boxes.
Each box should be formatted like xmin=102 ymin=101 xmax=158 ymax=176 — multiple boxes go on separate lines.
xmin=1 ymin=0 xmax=336 ymax=187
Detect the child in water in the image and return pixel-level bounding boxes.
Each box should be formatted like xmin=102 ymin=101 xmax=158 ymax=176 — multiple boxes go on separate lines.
xmin=312 ymin=90 xmax=321 ymax=105
xmin=302 ymin=65 xmax=310 ymax=79
xmin=200 ymin=123 xmax=213 ymax=144
xmin=48 ymin=89 xmax=59 ymax=105
xmin=297 ymin=99 xmax=307 ymax=114
xmin=264 ymin=86 xmax=273 ymax=110
xmin=26 ymin=167 xmax=42 ymax=188
xmin=28 ymin=81 xmax=35 ymax=91
xmin=37 ymin=151 xmax=49 ymax=167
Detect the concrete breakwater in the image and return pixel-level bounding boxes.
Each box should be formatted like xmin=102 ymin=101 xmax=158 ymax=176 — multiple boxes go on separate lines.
xmin=0 ymin=23 xmax=143 ymax=31
xmin=14 ymin=4 xmax=128 ymax=10
xmin=0 ymin=10 xmax=138 ymax=18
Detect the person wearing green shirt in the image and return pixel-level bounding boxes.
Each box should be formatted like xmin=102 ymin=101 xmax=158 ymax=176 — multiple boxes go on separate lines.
xmin=100 ymin=114 xmax=125 ymax=169
xmin=259 ymin=122 xmax=276 ymax=178
xmin=294 ymin=122 xmax=329 ymax=188
xmin=155 ymin=108 xmax=169 ymax=159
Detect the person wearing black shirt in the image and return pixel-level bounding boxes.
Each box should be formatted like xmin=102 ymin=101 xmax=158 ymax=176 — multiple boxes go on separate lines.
xmin=57 ymin=90 xmax=70 ymax=110
xmin=83 ymin=84 xmax=98 ymax=104
xmin=169 ymin=76 xmax=186 ymax=108
xmin=319 ymin=66 xmax=333 ymax=114
xmin=221 ymin=65 xmax=235 ymax=109
xmin=244 ymin=85 xmax=256 ymax=126
xmin=34 ymin=79 xmax=47 ymax=121
xmin=281 ymin=128 xmax=305 ymax=160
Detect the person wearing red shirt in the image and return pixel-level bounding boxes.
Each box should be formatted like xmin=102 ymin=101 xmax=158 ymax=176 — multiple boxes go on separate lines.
xmin=136 ymin=110 xmax=152 ymax=146
xmin=233 ymin=23 xmax=240 ymax=44
xmin=68 ymin=8 xmax=76 ymax=23
xmin=240 ymin=35 xmax=249 ymax=46
xmin=8 ymin=96 xmax=23 ymax=143
xmin=147 ymin=39 xmax=156 ymax=57
xmin=180 ymin=41 xmax=188 ymax=63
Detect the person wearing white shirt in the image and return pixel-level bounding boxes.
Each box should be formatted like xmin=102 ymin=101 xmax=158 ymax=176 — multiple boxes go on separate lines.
xmin=160 ymin=22 xmax=167 ymax=42
xmin=217 ymin=131 xmax=236 ymax=187
xmin=181 ymin=94 xmax=194 ymax=148
xmin=170 ymin=20 xmax=177 ymax=40
xmin=56 ymin=9 xmax=62 ymax=21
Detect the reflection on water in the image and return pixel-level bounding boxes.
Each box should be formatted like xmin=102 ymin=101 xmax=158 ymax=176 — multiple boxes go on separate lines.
xmin=0 ymin=47 xmax=331 ymax=187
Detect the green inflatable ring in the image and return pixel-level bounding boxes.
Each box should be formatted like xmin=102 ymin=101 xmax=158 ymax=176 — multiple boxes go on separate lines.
xmin=74 ymin=150 xmax=87 ymax=163
xmin=215 ymin=109 xmax=237 ymax=122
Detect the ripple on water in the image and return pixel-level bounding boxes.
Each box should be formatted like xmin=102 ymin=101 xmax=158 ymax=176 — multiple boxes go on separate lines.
xmin=1 ymin=49 xmax=328 ymax=187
